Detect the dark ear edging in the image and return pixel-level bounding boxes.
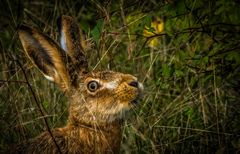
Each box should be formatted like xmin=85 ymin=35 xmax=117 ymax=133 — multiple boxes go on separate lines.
xmin=18 ymin=24 xmax=71 ymax=91
xmin=57 ymin=15 xmax=88 ymax=75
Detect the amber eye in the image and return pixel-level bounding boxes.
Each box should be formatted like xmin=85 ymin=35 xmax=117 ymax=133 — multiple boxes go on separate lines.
xmin=87 ymin=81 xmax=99 ymax=92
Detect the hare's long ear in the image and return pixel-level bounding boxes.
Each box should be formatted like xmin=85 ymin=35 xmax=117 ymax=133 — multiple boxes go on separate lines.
xmin=18 ymin=25 xmax=70 ymax=91
xmin=57 ymin=15 xmax=88 ymax=75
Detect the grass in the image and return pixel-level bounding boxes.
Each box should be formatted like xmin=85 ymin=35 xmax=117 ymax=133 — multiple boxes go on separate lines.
xmin=1 ymin=0 xmax=240 ymax=153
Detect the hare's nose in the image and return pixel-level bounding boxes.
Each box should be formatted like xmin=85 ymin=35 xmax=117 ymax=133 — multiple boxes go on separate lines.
xmin=128 ymin=81 xmax=138 ymax=88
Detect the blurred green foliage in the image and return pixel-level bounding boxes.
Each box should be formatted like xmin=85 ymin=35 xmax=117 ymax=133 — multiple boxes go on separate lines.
xmin=0 ymin=0 xmax=240 ymax=153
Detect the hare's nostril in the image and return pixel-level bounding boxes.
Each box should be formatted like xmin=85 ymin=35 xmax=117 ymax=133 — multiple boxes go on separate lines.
xmin=128 ymin=81 xmax=138 ymax=88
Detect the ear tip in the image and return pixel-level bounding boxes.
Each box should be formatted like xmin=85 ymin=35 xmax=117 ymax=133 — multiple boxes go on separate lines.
xmin=57 ymin=15 xmax=75 ymax=24
xmin=60 ymin=15 xmax=73 ymax=19
xmin=57 ymin=15 xmax=73 ymax=32
xmin=58 ymin=15 xmax=71 ymax=21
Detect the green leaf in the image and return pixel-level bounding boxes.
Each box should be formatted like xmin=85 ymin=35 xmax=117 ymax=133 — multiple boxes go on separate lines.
xmin=91 ymin=19 xmax=104 ymax=47
xmin=202 ymin=56 xmax=209 ymax=65
xmin=138 ymin=15 xmax=152 ymax=33
xmin=144 ymin=15 xmax=152 ymax=27
xmin=226 ymin=52 xmax=240 ymax=64
xmin=42 ymin=100 xmax=49 ymax=109
xmin=186 ymin=107 xmax=194 ymax=117
xmin=162 ymin=64 xmax=171 ymax=77
xmin=80 ymin=21 xmax=90 ymax=33
xmin=175 ymin=70 xmax=184 ymax=77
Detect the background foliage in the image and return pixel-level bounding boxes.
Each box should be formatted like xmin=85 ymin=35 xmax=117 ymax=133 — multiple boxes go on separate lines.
xmin=0 ymin=0 xmax=240 ymax=153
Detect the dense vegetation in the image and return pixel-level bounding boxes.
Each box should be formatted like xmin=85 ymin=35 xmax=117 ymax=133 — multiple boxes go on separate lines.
xmin=0 ymin=0 xmax=240 ymax=153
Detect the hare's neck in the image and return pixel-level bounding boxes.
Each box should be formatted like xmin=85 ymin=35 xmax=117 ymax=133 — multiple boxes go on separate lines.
xmin=60 ymin=122 xmax=122 ymax=153
xmin=68 ymin=116 xmax=123 ymax=133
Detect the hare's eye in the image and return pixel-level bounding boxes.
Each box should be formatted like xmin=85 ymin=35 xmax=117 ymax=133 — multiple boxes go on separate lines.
xmin=87 ymin=81 xmax=99 ymax=92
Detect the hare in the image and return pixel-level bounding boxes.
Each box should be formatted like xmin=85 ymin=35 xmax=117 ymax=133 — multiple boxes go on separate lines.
xmin=15 ymin=15 xmax=143 ymax=153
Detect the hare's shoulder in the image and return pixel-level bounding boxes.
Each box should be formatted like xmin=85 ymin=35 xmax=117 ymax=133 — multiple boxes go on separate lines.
xmin=13 ymin=127 xmax=119 ymax=153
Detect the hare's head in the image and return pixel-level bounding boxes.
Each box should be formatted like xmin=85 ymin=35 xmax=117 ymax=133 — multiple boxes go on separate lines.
xmin=18 ymin=15 xmax=143 ymax=125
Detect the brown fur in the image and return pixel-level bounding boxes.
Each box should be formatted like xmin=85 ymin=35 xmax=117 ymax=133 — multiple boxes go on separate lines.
xmin=15 ymin=15 xmax=143 ymax=153
xmin=15 ymin=122 xmax=122 ymax=153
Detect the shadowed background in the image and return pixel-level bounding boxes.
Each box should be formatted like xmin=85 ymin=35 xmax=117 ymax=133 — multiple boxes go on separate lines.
xmin=0 ymin=0 xmax=240 ymax=153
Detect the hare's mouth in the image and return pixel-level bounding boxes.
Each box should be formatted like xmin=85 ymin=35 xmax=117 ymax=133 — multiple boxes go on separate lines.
xmin=130 ymin=93 xmax=142 ymax=106
xmin=130 ymin=85 xmax=143 ymax=106
xmin=134 ymin=84 xmax=144 ymax=104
